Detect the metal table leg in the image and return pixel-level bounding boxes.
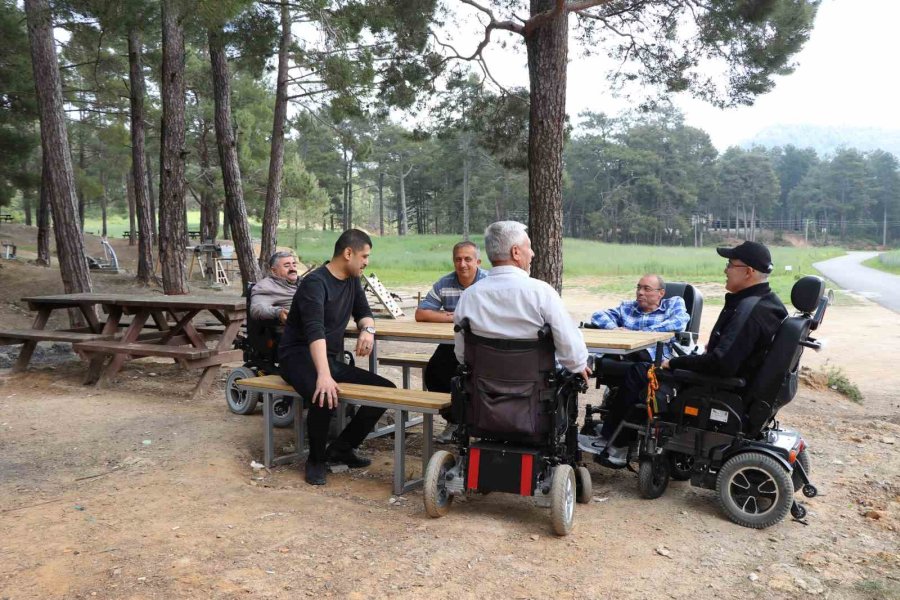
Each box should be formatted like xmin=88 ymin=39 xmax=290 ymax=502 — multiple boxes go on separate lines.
xmin=393 ymin=408 xmax=408 ymax=495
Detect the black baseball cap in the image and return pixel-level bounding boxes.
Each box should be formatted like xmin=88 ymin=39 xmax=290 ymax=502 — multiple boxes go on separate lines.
xmin=717 ymin=241 xmax=773 ymax=274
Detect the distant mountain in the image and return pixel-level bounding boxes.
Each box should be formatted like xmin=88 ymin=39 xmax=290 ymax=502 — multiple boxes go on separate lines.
xmin=740 ymin=124 xmax=900 ymax=158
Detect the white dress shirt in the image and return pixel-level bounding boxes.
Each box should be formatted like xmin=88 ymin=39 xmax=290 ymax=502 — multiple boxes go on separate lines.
xmin=453 ymin=265 xmax=589 ymax=372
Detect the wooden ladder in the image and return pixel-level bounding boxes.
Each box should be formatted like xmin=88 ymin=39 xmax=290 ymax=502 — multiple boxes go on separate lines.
xmin=214 ymin=259 xmax=229 ymax=285
xmin=362 ymin=273 xmax=404 ymax=318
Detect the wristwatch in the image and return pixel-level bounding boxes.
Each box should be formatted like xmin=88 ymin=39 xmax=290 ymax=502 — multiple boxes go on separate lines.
xmin=363 ymin=326 xmax=376 ymax=335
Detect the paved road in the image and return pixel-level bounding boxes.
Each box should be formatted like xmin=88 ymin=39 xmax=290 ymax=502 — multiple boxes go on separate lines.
xmin=814 ymin=251 xmax=900 ymax=313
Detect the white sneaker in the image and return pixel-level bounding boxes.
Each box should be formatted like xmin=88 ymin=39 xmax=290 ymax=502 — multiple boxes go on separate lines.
xmin=605 ymin=445 xmax=628 ymax=466
xmin=435 ymin=423 xmax=458 ymax=444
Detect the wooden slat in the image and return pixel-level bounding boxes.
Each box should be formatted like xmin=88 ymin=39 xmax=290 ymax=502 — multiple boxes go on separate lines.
xmin=22 ymin=293 xmax=245 ymax=312
xmin=378 ymin=353 xmax=431 ymax=367
xmin=73 ymin=341 xmax=212 ymax=359
xmin=0 ymin=329 xmax=116 ymax=343
xmin=236 ymin=375 xmax=450 ymax=410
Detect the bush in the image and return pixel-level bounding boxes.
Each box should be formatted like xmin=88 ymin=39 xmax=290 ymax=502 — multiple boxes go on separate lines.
xmin=825 ymin=364 xmax=863 ymax=403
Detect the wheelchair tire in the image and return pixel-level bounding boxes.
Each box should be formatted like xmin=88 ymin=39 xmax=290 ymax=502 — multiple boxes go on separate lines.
xmin=791 ymin=448 xmax=811 ymax=491
xmin=271 ymin=396 xmax=295 ymax=429
xmin=424 ymin=450 xmax=455 ymax=518
xmin=667 ymin=451 xmax=694 ymax=482
xmin=550 ymin=464 xmax=576 ymax=536
xmin=576 ymin=466 xmax=592 ymax=504
xmin=225 ymin=367 xmax=259 ymax=415
xmin=638 ymin=455 xmax=670 ymax=499
xmin=716 ymin=452 xmax=793 ymax=529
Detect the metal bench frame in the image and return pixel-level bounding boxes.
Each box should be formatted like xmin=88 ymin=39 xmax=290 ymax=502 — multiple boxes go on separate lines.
xmin=235 ymin=378 xmax=446 ymax=495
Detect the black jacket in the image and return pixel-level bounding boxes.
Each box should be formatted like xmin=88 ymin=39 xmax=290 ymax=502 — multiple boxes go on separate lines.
xmin=668 ymin=282 xmax=787 ymax=381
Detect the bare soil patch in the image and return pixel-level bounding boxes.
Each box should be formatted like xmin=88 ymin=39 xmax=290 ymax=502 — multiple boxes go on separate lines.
xmin=1 ymin=252 xmax=898 ymax=599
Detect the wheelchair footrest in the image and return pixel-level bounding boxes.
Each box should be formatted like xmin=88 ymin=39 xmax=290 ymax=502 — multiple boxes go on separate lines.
xmin=467 ymin=443 xmax=541 ymax=496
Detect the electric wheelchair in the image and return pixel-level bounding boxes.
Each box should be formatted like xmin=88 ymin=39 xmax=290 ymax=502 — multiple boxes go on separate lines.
xmin=580 ymin=275 xmax=830 ymax=529
xmin=423 ymin=320 xmax=591 ymax=536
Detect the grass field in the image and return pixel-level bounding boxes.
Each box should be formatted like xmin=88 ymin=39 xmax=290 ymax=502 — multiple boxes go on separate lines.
xmin=863 ymin=250 xmax=900 ymax=275
xmin=74 ymin=215 xmax=844 ymax=300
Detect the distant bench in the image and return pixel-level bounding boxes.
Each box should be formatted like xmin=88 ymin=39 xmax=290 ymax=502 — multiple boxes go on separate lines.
xmin=0 ymin=214 xmax=13 ymax=223
xmin=377 ymin=352 xmax=430 ymax=389
xmin=188 ymin=230 xmax=201 ymax=239
xmin=233 ymin=374 xmax=450 ymax=495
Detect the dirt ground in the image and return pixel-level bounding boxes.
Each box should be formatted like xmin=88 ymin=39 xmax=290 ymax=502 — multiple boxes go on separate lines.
xmin=0 ymin=226 xmax=898 ymax=599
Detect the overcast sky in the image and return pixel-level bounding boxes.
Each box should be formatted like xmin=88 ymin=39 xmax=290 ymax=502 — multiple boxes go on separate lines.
xmin=453 ymin=0 xmax=899 ymax=150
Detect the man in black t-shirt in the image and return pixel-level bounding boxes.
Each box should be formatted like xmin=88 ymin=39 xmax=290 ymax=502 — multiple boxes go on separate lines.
xmin=279 ymin=229 xmax=395 ymax=486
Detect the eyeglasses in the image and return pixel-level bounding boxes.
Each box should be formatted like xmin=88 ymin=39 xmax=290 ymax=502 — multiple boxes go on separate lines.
xmin=725 ymin=261 xmax=751 ymax=270
xmin=635 ymin=285 xmax=662 ymax=293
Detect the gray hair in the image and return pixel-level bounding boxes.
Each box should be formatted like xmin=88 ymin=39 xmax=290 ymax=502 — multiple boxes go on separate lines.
xmin=268 ymin=251 xmax=295 ymax=268
xmin=452 ymin=240 xmax=480 ymax=260
xmin=484 ymin=221 xmax=528 ymax=262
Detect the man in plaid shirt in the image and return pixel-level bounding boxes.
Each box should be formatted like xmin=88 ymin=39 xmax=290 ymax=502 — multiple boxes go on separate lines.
xmin=590 ymin=274 xmax=689 ymax=361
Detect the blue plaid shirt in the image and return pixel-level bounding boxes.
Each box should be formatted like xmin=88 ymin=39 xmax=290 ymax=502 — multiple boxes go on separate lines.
xmin=590 ymin=297 xmax=689 ymax=360
xmin=419 ymin=269 xmax=489 ymax=312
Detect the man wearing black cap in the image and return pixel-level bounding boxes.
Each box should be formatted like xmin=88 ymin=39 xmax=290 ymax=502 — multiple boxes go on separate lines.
xmin=661 ymin=240 xmax=787 ymax=381
xmin=586 ymin=241 xmax=787 ymax=464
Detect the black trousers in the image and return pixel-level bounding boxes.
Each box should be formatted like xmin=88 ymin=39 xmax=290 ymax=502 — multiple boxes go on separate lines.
xmin=599 ymin=362 xmax=651 ymax=445
xmin=280 ymin=350 xmax=394 ymax=463
xmin=424 ymin=343 xmax=459 ymax=421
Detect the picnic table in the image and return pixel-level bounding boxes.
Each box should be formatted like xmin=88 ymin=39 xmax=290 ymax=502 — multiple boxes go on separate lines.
xmin=188 ymin=230 xmax=202 ymax=239
xmin=345 ymin=320 xmax=674 ymax=372
xmin=0 ymin=214 xmax=13 ymax=222
xmin=11 ymin=293 xmax=245 ymax=399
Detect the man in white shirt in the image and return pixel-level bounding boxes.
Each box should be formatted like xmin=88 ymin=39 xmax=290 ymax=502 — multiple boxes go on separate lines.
xmin=453 ymin=221 xmax=591 ymax=383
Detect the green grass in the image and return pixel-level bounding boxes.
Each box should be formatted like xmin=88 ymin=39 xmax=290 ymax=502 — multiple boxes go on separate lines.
xmin=75 ymin=216 xmax=845 ymax=297
xmin=863 ymin=250 xmax=900 ymax=275
xmin=825 ymin=364 xmax=863 ymax=403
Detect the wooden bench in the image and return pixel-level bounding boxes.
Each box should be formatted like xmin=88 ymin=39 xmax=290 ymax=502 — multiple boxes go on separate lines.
xmin=121 ymin=231 xmax=131 ymax=239
xmin=234 ymin=374 xmax=450 ymax=495
xmin=0 ymin=329 xmax=116 ymax=345
xmin=0 ymin=214 xmax=13 ymax=223
xmin=377 ymin=352 xmax=431 ymax=390
xmin=73 ymin=341 xmax=212 ymax=360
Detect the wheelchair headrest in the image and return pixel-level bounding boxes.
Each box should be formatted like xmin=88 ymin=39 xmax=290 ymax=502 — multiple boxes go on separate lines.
xmin=790 ymin=276 xmax=825 ymax=314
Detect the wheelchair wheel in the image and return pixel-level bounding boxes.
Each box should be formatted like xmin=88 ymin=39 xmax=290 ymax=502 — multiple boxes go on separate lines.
xmin=225 ymin=367 xmax=259 ymax=415
xmin=716 ymin=452 xmax=793 ymax=529
xmin=667 ymin=451 xmax=693 ymax=481
xmin=791 ymin=448 xmax=811 ymax=491
xmin=271 ymin=396 xmax=295 ymax=428
xmin=576 ymin=466 xmax=593 ymax=504
xmin=550 ymin=464 xmax=576 ymax=536
xmin=638 ymin=455 xmax=670 ymax=499
xmin=424 ymin=450 xmax=455 ymax=518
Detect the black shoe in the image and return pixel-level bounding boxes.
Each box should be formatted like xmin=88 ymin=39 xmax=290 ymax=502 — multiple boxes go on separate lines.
xmin=325 ymin=445 xmax=372 ymax=469
xmin=305 ymin=460 xmax=327 ymax=485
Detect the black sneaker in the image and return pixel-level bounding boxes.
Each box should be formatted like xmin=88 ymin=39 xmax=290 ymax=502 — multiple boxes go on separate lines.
xmin=305 ymin=460 xmax=327 ymax=485
xmin=325 ymin=445 xmax=372 ymax=469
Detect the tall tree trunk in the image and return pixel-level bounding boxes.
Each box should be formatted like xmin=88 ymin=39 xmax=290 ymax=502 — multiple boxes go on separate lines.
xmin=378 ymin=172 xmax=385 ymax=236
xmin=462 ymin=150 xmax=470 ymax=240
xmin=146 ymin=153 xmax=157 ymax=241
xmin=208 ymin=26 xmax=260 ymax=287
xmin=36 ymin=167 xmax=51 ymax=266
xmin=398 ymin=164 xmax=410 ymax=235
xmin=23 ymin=191 xmax=33 ymax=226
xmin=196 ymin=120 xmax=218 ymax=243
xmin=259 ymin=0 xmax=291 ymax=270
xmin=525 ymin=0 xmax=567 ymax=292
xmin=25 ymin=0 xmax=92 ymax=293
xmin=883 ymin=203 xmax=888 ymax=247
xmin=222 ymin=202 xmax=231 ymax=240
xmin=347 ymin=158 xmax=353 ymax=228
xmin=128 ymin=27 xmax=155 ymax=282
xmin=126 ymin=172 xmax=136 ymax=245
xmin=158 ymin=0 xmax=189 ymax=294
xmin=100 ymin=186 xmax=108 ymax=238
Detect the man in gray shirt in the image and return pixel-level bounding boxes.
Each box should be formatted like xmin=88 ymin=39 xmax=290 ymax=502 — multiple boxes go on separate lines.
xmin=250 ymin=251 xmax=300 ymax=323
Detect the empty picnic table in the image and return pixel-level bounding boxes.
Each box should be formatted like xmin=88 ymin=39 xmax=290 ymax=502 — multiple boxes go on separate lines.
xmin=70 ymin=294 xmax=245 ymax=399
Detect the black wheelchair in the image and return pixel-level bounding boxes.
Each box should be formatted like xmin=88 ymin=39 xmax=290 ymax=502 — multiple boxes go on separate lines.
xmin=580 ymin=275 xmax=830 ymax=529
xmin=423 ymin=321 xmax=591 ymax=536
xmin=224 ymin=283 xmax=296 ymax=427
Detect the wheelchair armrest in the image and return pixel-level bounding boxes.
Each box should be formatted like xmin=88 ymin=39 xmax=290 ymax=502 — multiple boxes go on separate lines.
xmin=660 ymin=369 xmax=745 ymax=389
xmin=580 ymin=321 xmax=601 ymax=329
xmin=593 ymin=357 xmax=640 ymax=382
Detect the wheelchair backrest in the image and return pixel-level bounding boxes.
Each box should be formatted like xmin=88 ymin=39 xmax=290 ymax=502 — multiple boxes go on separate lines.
xmin=244 ymin=282 xmax=282 ymax=368
xmin=742 ymin=275 xmax=826 ymax=434
xmin=664 ymin=281 xmax=704 ymax=337
xmin=460 ymin=322 xmax=557 ymax=443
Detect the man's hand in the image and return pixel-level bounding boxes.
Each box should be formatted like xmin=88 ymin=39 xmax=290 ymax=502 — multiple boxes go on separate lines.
xmin=660 ymin=359 xmax=671 ymax=370
xmin=355 ymin=330 xmax=375 ymax=357
xmin=313 ymin=373 xmax=341 ymax=409
xmin=579 ymin=366 xmax=593 ymax=384
xmin=278 ymin=308 xmax=289 ymax=324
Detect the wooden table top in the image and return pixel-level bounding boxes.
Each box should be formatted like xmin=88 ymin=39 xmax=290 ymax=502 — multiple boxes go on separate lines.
xmin=346 ymin=320 xmax=672 ymax=352
xmin=23 ymin=293 xmax=245 ymax=311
